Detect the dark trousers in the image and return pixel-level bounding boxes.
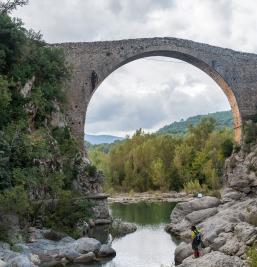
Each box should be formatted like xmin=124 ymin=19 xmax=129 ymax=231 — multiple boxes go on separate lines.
xmin=193 ymin=248 xmax=200 ymax=258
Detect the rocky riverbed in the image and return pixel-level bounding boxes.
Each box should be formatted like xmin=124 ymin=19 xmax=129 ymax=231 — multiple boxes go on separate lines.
xmin=0 ymin=228 xmax=116 ymax=266
xmin=108 ymin=191 xmax=194 ymax=204
xmin=0 ymin=219 xmax=137 ymax=267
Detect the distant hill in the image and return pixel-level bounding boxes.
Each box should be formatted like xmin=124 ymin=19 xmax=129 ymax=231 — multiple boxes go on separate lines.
xmin=85 ymin=134 xmax=124 ymax=145
xmin=157 ymin=110 xmax=233 ymax=135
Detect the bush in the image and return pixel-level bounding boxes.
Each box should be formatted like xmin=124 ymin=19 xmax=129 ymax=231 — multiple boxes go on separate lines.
xmin=43 ymin=191 xmax=92 ymax=238
xmin=247 ymin=245 xmax=257 ymax=267
xmin=221 ymin=139 xmax=234 ymax=157
xmin=0 ymin=186 xmax=31 ymax=219
xmin=183 ymin=180 xmax=202 ymax=194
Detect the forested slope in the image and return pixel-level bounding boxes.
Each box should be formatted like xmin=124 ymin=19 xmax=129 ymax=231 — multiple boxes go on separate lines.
xmin=0 ymin=3 xmax=92 ymax=241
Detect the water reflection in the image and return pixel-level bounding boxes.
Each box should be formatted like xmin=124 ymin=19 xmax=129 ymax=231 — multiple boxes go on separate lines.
xmin=110 ymin=202 xmax=177 ymax=225
xmin=69 ymin=201 xmax=178 ymax=267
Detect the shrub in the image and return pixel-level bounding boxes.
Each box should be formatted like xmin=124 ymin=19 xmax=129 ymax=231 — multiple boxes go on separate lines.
xmin=43 ymin=191 xmax=92 ymax=238
xmin=183 ymin=180 xmax=202 ymax=194
xmin=221 ymin=139 xmax=234 ymax=157
xmin=0 ymin=186 xmax=31 ymax=219
xmin=247 ymin=245 xmax=257 ymax=267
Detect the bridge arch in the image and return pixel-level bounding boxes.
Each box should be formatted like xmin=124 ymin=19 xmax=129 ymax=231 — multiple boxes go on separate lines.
xmin=91 ymin=50 xmax=241 ymax=143
xmin=58 ymin=37 xmax=257 ymax=149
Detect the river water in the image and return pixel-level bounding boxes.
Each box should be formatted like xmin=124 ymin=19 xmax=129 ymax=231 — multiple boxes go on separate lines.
xmin=72 ymin=201 xmax=179 ymax=267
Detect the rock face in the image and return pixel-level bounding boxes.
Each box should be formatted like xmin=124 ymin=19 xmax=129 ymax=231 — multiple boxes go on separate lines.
xmin=166 ymin=196 xmax=220 ymax=239
xmin=167 ymin=144 xmax=257 ymax=266
xmin=167 ymin=196 xmax=256 ymax=266
xmin=174 ymin=242 xmax=192 ymax=265
xmin=224 ymin=144 xmax=257 ymax=194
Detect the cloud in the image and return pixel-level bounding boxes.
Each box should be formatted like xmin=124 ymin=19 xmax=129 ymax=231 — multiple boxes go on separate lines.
xmin=12 ymin=0 xmax=257 ymax=135
xmin=86 ymin=58 xmax=230 ymax=136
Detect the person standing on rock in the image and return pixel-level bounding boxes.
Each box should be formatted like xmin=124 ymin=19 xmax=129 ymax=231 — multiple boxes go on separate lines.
xmin=191 ymin=225 xmax=203 ymax=258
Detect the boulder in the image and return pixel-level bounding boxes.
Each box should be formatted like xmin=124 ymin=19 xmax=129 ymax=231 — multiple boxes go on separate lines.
xmin=43 ymin=229 xmax=66 ymax=241
xmin=218 ymin=236 xmax=240 ymax=256
xmin=174 ymin=242 xmax=192 ymax=265
xmin=210 ymin=236 xmax=226 ymax=251
xmin=98 ymin=244 xmax=116 ymax=258
xmin=221 ymin=188 xmax=244 ymax=202
xmin=170 ymin=197 xmax=220 ymax=225
xmin=111 ymin=219 xmax=137 ymax=238
xmin=73 ymin=252 xmax=95 ymax=263
xmin=8 ymin=255 xmax=35 ymax=267
xmin=234 ymin=222 xmax=257 ymax=244
xmin=59 ymin=247 xmax=81 ymax=262
xmin=167 ymin=197 xmax=220 ymax=237
xmin=77 ymin=237 xmax=101 ymax=254
xmin=185 ymin=208 xmax=218 ymax=225
xmin=0 ymin=260 xmax=8 ymax=267
xmin=178 ymin=251 xmax=246 ymax=267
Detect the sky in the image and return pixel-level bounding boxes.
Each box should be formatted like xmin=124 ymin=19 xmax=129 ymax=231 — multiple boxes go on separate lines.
xmin=12 ymin=0 xmax=257 ymax=137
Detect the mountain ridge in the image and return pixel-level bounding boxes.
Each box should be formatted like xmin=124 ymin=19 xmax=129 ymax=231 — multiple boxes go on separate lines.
xmin=85 ymin=110 xmax=233 ymax=144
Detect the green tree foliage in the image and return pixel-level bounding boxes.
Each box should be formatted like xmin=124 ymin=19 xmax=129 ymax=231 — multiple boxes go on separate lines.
xmin=0 ymin=10 xmax=89 ymax=236
xmin=43 ymin=191 xmax=92 ymax=238
xmin=90 ymin=118 xmax=234 ymax=193
xmin=158 ymin=111 xmax=233 ymax=135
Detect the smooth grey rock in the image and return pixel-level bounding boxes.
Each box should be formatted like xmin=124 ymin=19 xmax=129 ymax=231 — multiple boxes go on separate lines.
xmin=98 ymin=244 xmax=116 ymax=258
xmin=170 ymin=197 xmax=220 ymax=225
xmin=219 ymin=236 xmax=240 ymax=256
xmin=73 ymin=252 xmax=95 ymax=263
xmin=9 ymin=255 xmax=34 ymax=267
xmin=77 ymin=237 xmax=101 ymax=254
xmin=0 ymin=260 xmax=7 ymax=267
xmin=211 ymin=236 xmax=226 ymax=251
xmin=185 ymin=208 xmax=218 ymax=225
xmin=234 ymin=222 xmax=257 ymax=243
xmin=178 ymin=251 xmax=246 ymax=267
xmin=174 ymin=242 xmax=192 ymax=265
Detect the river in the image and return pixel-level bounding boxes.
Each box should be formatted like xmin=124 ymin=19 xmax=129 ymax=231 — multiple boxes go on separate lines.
xmin=75 ymin=201 xmax=179 ymax=267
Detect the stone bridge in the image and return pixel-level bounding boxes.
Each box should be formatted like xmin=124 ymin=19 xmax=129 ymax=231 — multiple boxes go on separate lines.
xmin=56 ymin=37 xmax=257 ymax=149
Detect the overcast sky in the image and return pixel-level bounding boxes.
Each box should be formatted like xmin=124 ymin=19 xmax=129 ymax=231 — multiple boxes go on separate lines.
xmin=12 ymin=0 xmax=257 ymax=136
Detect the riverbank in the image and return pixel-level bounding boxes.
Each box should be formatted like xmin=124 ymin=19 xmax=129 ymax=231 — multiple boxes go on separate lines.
xmin=108 ymin=191 xmax=194 ymax=204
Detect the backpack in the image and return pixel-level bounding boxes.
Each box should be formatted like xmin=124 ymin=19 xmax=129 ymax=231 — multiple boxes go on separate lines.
xmin=192 ymin=231 xmax=202 ymax=249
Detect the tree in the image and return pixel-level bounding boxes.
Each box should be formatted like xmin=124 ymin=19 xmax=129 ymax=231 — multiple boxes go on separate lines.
xmin=0 ymin=0 xmax=28 ymax=14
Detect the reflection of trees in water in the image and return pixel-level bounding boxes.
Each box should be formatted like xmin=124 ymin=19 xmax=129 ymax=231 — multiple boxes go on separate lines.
xmin=110 ymin=202 xmax=176 ymax=225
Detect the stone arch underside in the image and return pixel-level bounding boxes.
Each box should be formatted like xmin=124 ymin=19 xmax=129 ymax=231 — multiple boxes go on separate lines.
xmin=56 ymin=37 xmax=257 ymax=150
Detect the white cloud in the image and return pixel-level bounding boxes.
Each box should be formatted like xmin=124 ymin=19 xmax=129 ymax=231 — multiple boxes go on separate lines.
xmin=12 ymin=0 xmax=257 ymax=136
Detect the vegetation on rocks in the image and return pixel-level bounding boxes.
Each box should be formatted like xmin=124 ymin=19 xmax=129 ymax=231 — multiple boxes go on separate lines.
xmin=0 ymin=2 xmax=90 ymax=240
xmin=248 ymin=246 xmax=257 ymax=267
xmin=89 ymin=118 xmax=234 ymax=193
